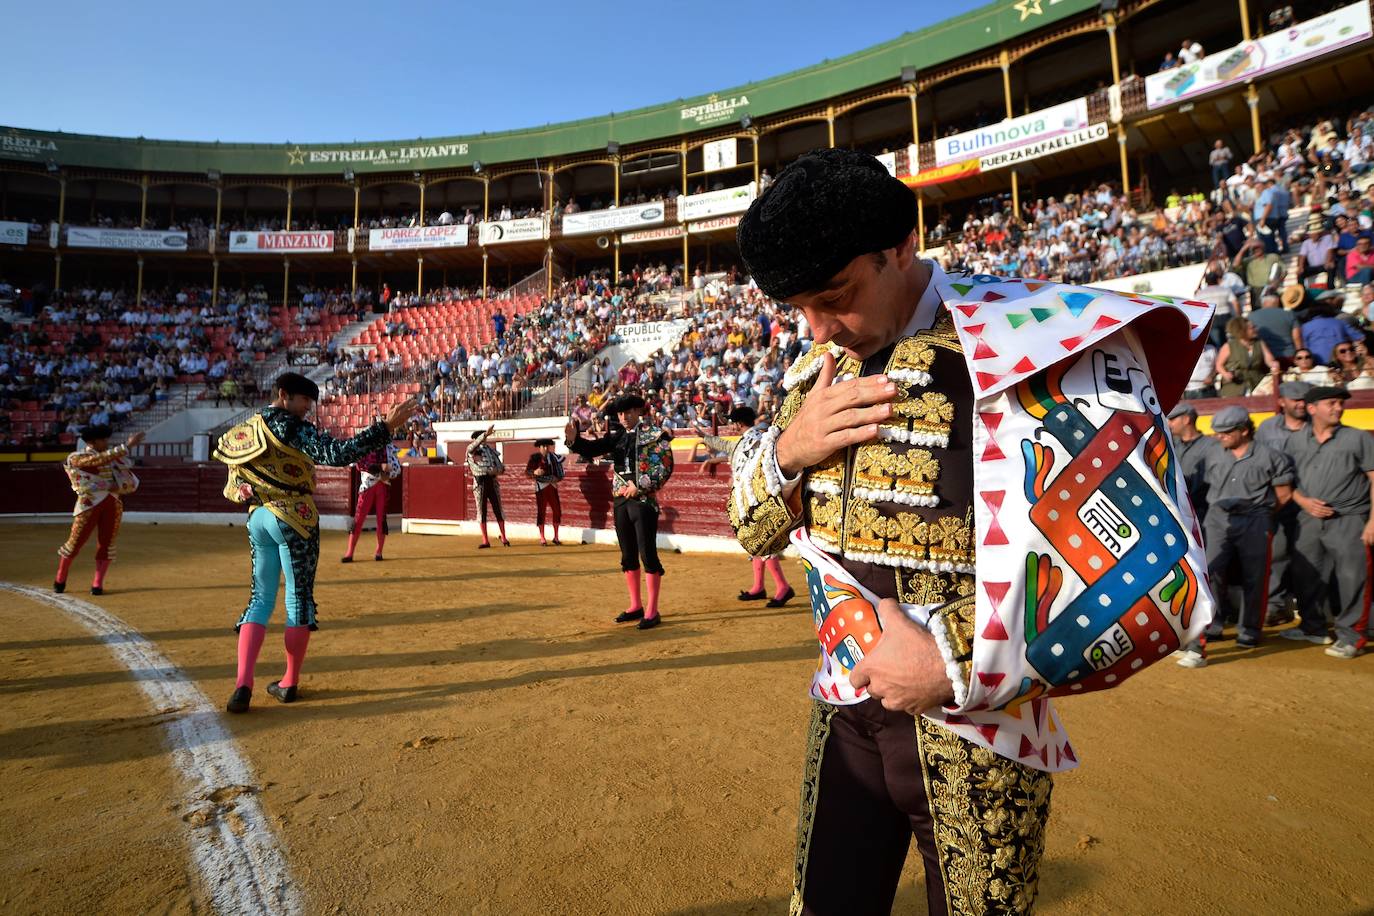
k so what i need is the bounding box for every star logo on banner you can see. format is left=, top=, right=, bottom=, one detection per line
left=1013, top=0, right=1043, bottom=20
left=287, top=146, right=306, bottom=166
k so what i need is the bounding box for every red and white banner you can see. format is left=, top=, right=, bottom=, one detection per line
left=368, top=225, right=469, bottom=251
left=688, top=214, right=741, bottom=234
left=228, top=230, right=335, bottom=253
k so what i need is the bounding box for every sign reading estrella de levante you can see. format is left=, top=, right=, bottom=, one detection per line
left=680, top=94, right=751, bottom=128
left=286, top=142, right=471, bottom=169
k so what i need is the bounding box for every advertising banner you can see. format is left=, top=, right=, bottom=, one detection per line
left=478, top=217, right=546, bottom=245
left=978, top=122, right=1110, bottom=171
left=688, top=215, right=741, bottom=234
left=1145, top=1, right=1373, bottom=109
left=228, top=230, right=335, bottom=253
left=935, top=97, right=1089, bottom=166
left=562, top=202, right=665, bottom=236
left=676, top=183, right=756, bottom=222
left=900, top=159, right=981, bottom=188
left=368, top=225, right=469, bottom=251
left=0, top=221, right=27, bottom=245
left=621, top=225, right=685, bottom=245
left=876, top=152, right=898, bottom=176
left=67, top=226, right=188, bottom=251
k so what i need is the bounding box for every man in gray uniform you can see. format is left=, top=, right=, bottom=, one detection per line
left=1282, top=386, right=1374, bottom=658
left=1201, top=406, right=1295, bottom=649
left=1168, top=402, right=1226, bottom=523
left=1255, top=381, right=1312, bottom=624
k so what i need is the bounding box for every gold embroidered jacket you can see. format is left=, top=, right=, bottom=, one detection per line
left=727, top=310, right=978, bottom=685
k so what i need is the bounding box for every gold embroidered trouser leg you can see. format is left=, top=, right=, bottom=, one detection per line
left=791, top=700, right=1052, bottom=916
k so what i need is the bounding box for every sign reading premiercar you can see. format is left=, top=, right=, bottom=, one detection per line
left=67, top=226, right=188, bottom=251
left=228, top=230, right=334, bottom=253
left=562, top=202, right=665, bottom=236
left=368, top=225, right=468, bottom=251
left=478, top=217, right=546, bottom=245
left=978, top=123, right=1109, bottom=171
left=935, top=97, right=1089, bottom=166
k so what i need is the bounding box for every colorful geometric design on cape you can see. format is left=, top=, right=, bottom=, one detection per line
left=1006, top=312, right=1032, bottom=329
left=980, top=490, right=1009, bottom=545
left=982, top=608, right=1009, bottom=640
left=955, top=303, right=981, bottom=318
left=1091, top=314, right=1121, bottom=332
left=1059, top=334, right=1087, bottom=351
left=1018, top=734, right=1049, bottom=766
left=1058, top=291, right=1097, bottom=317
left=1012, top=356, right=1036, bottom=374
left=1030, top=306, right=1059, bottom=322
left=976, top=371, right=1005, bottom=390
left=982, top=290, right=1006, bottom=302
left=977, top=671, right=1006, bottom=690
left=979, top=411, right=1005, bottom=461
left=1023, top=282, right=1046, bottom=292
left=950, top=282, right=974, bottom=296
left=973, top=339, right=999, bottom=360
left=983, top=580, right=1011, bottom=612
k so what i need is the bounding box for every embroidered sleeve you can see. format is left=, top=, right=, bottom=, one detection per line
left=727, top=385, right=807, bottom=557
left=637, top=433, right=673, bottom=493
left=924, top=597, right=975, bottom=708
left=268, top=410, right=389, bottom=467
left=68, top=444, right=128, bottom=471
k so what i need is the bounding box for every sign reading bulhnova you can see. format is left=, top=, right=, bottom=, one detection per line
left=677, top=183, right=756, bottom=222
left=478, top=217, right=546, bottom=245
left=229, top=230, right=335, bottom=253
left=67, top=226, right=188, bottom=251
left=977, top=123, right=1110, bottom=172
left=562, top=202, right=665, bottom=236
left=368, top=225, right=469, bottom=251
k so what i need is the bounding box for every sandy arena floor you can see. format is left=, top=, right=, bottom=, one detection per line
left=0, top=522, right=1370, bottom=915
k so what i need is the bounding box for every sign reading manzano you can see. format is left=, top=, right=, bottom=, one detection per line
left=229, top=230, right=334, bottom=253
left=368, top=225, right=468, bottom=252
left=67, top=227, right=187, bottom=251
left=478, top=217, right=546, bottom=246
left=562, top=202, right=665, bottom=236
left=978, top=123, right=1109, bottom=172
left=935, top=97, right=1089, bottom=167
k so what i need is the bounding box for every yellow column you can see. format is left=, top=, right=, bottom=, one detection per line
left=211, top=259, right=220, bottom=308
left=139, top=175, right=148, bottom=227
left=212, top=183, right=223, bottom=255
left=546, top=164, right=555, bottom=214
left=1238, top=0, right=1252, bottom=40
left=1117, top=125, right=1131, bottom=201
left=680, top=142, right=688, bottom=196
left=613, top=235, right=620, bottom=280
left=418, top=179, right=425, bottom=226
left=546, top=245, right=554, bottom=300
left=751, top=134, right=760, bottom=185
left=56, top=176, right=66, bottom=286
left=285, top=178, right=294, bottom=230
left=283, top=258, right=291, bottom=308
left=351, top=258, right=358, bottom=299
left=909, top=88, right=919, bottom=146
left=827, top=106, right=836, bottom=147
left=54, top=254, right=61, bottom=292
left=612, top=157, right=620, bottom=207
left=917, top=194, right=925, bottom=253
left=1246, top=85, right=1262, bottom=154
left=352, top=181, right=360, bottom=229
left=136, top=256, right=145, bottom=306
left=482, top=250, right=489, bottom=295
left=681, top=232, right=688, bottom=278
left=482, top=176, right=490, bottom=221
left=1105, top=11, right=1122, bottom=86
left=1001, top=53, right=1018, bottom=224
left=417, top=256, right=424, bottom=297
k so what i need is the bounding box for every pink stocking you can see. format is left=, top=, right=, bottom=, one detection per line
left=624, top=570, right=642, bottom=611
left=645, top=573, right=662, bottom=619
left=281, top=626, right=311, bottom=688
left=55, top=555, right=74, bottom=585
left=235, top=623, right=267, bottom=689
left=749, top=557, right=765, bottom=593
left=765, top=557, right=791, bottom=598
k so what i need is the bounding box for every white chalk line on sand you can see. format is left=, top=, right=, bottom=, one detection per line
left=0, top=583, right=301, bottom=915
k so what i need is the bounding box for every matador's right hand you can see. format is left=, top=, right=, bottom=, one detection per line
left=775, top=351, right=896, bottom=476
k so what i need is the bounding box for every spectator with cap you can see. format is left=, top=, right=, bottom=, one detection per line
left=1232, top=235, right=1285, bottom=311
left=1195, top=406, right=1294, bottom=656
left=1297, top=213, right=1338, bottom=284
left=1256, top=380, right=1313, bottom=625
left=1247, top=291, right=1303, bottom=369
left=1282, top=385, right=1374, bottom=658
left=1168, top=402, right=1226, bottom=525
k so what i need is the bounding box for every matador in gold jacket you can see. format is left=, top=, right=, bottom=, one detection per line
left=731, top=149, right=1213, bottom=915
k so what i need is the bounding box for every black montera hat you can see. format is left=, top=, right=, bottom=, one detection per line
left=737, top=147, right=916, bottom=301
left=81, top=424, right=113, bottom=441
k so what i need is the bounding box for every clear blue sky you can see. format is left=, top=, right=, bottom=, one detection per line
left=4, top=0, right=989, bottom=144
